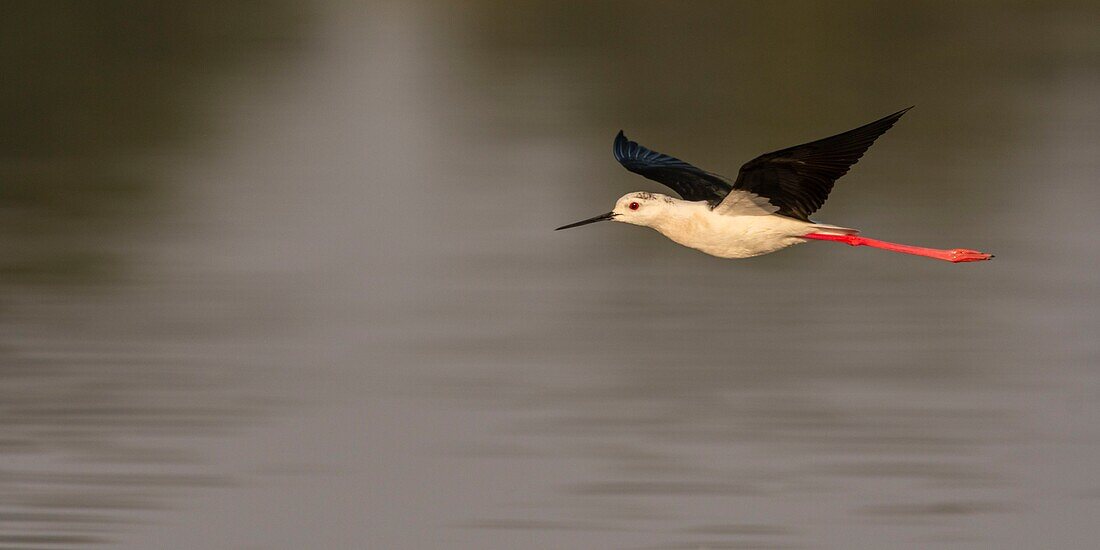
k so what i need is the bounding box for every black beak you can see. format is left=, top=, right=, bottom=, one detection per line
left=555, top=212, right=616, bottom=231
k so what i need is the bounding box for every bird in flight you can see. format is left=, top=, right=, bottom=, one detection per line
left=556, top=108, right=992, bottom=263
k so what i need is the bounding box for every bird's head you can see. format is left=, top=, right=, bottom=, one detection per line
left=555, top=192, right=670, bottom=231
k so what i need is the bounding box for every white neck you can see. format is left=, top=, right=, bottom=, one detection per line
left=647, top=198, right=708, bottom=236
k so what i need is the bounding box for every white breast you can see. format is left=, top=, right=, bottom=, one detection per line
left=651, top=203, right=815, bottom=259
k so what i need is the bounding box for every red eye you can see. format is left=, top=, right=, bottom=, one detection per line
left=628, top=202, right=640, bottom=210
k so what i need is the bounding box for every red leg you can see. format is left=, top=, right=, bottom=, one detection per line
left=802, top=233, right=993, bottom=263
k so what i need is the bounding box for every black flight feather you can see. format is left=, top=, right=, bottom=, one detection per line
left=730, top=107, right=912, bottom=221
left=613, top=130, right=733, bottom=205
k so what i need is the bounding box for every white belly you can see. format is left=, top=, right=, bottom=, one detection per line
left=654, top=212, right=814, bottom=259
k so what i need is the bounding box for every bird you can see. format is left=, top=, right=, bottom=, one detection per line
left=555, top=108, right=992, bottom=263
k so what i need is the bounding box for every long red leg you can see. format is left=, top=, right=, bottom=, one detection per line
left=802, top=233, right=993, bottom=263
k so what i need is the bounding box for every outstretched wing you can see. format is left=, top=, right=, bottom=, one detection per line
left=613, top=131, right=732, bottom=204
left=732, top=107, right=912, bottom=221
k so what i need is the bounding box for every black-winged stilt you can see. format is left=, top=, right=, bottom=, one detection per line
left=556, top=108, right=992, bottom=263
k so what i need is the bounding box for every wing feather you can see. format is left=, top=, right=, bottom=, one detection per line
left=712, top=189, right=779, bottom=216
left=613, top=131, right=732, bottom=204
left=731, top=107, right=912, bottom=221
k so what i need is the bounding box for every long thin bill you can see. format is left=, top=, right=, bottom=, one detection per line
left=555, top=212, right=615, bottom=231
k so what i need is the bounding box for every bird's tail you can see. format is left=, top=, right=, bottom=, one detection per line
left=808, top=223, right=860, bottom=236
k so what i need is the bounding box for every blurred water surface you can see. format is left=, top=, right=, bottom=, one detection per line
left=3, top=1, right=1100, bottom=549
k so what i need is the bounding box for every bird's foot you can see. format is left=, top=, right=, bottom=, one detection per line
left=947, top=249, right=994, bottom=263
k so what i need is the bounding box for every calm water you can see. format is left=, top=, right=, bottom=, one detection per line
left=4, top=2, right=1100, bottom=549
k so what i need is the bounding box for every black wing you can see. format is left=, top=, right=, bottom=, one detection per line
left=732, top=107, right=912, bottom=221
left=613, top=131, right=733, bottom=204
